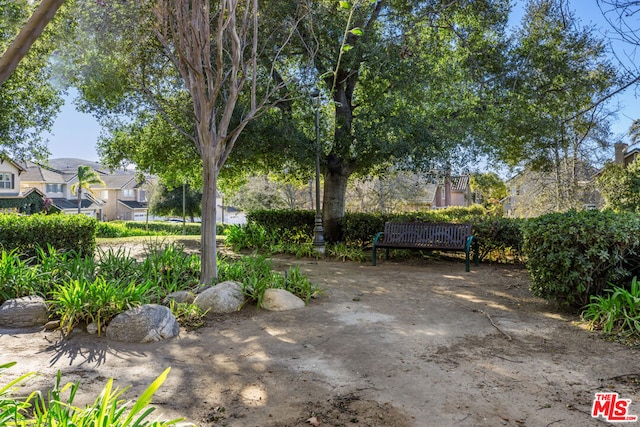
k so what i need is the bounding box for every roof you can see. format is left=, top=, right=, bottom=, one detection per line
left=0, top=187, right=45, bottom=199
left=451, top=175, right=470, bottom=192
left=118, top=200, right=148, bottom=210
left=50, top=198, right=99, bottom=210
left=99, top=174, right=137, bottom=189
left=19, top=162, right=67, bottom=183
left=0, top=154, right=25, bottom=174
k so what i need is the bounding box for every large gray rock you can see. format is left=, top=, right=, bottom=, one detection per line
left=0, top=296, right=48, bottom=328
left=106, top=304, right=179, bottom=343
left=261, top=288, right=305, bottom=311
left=194, top=281, right=245, bottom=313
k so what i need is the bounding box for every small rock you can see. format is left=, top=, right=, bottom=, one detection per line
left=261, top=289, right=305, bottom=311
left=43, top=320, right=60, bottom=331
left=86, top=322, right=99, bottom=334
left=163, top=290, right=196, bottom=305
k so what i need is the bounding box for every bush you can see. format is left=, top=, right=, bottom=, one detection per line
left=240, top=206, right=523, bottom=262
left=522, top=209, right=640, bottom=309
left=0, top=214, right=96, bottom=258
left=246, top=210, right=314, bottom=243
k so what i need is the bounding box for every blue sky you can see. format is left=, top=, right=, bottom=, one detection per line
left=44, top=1, right=640, bottom=162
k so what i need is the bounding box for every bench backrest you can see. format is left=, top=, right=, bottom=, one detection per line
left=382, top=222, right=472, bottom=249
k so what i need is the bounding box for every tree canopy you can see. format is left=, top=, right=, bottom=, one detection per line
left=0, top=0, right=68, bottom=160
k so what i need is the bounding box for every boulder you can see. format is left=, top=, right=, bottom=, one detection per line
left=163, top=290, right=196, bottom=305
left=0, top=296, right=48, bottom=328
left=261, top=288, right=305, bottom=311
left=106, top=304, right=179, bottom=343
left=194, top=281, right=245, bottom=313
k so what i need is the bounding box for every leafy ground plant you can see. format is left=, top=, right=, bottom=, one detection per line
left=582, top=277, right=640, bottom=337
left=168, top=301, right=208, bottom=330
left=50, top=277, right=153, bottom=335
left=0, top=363, right=183, bottom=426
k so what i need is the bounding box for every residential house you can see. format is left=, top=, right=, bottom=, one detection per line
left=432, top=174, right=472, bottom=209
left=0, top=154, right=47, bottom=214
left=17, top=158, right=155, bottom=221
left=98, top=173, right=154, bottom=221
left=614, top=142, right=640, bottom=167
left=504, top=161, right=601, bottom=218
left=19, top=160, right=104, bottom=217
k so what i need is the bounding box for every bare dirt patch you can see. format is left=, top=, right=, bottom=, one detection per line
left=2, top=241, right=639, bottom=426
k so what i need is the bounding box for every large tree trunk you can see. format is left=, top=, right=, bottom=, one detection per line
left=322, top=154, right=351, bottom=242
left=200, top=143, right=218, bottom=285
left=0, top=0, right=65, bottom=85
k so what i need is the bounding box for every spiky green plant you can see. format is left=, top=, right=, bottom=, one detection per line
left=582, top=277, right=640, bottom=336
left=0, top=363, right=182, bottom=426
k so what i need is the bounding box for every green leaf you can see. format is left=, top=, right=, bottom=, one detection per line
left=349, top=27, right=363, bottom=36
left=339, top=1, right=351, bottom=9
left=341, top=44, right=353, bottom=53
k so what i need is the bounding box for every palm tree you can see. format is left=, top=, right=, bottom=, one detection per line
left=70, top=165, right=106, bottom=214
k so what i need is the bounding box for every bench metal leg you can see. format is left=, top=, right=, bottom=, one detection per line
left=465, top=250, right=470, bottom=272
left=372, top=245, right=377, bottom=266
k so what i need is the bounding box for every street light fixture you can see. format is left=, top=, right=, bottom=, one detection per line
left=310, top=89, right=325, bottom=255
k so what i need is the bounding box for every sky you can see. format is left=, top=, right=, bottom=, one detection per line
left=44, top=0, right=640, bottom=162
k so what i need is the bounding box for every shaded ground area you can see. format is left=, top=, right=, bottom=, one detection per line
left=2, top=243, right=640, bottom=426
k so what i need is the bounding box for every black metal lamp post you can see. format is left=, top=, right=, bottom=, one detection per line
left=310, top=89, right=325, bottom=254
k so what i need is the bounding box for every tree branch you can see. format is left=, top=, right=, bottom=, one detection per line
left=0, top=0, right=65, bottom=85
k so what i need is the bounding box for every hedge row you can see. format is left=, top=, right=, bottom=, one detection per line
left=0, top=214, right=96, bottom=258
left=246, top=207, right=523, bottom=262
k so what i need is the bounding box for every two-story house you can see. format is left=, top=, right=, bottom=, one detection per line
left=97, top=173, right=154, bottom=221
left=19, top=160, right=104, bottom=217
left=0, top=154, right=47, bottom=214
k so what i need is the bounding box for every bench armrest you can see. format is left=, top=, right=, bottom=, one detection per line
left=373, top=231, right=384, bottom=245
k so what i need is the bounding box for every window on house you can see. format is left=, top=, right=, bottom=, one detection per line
left=139, top=189, right=147, bottom=201
left=123, top=189, right=134, bottom=198
left=101, top=190, right=109, bottom=200
left=0, top=173, right=13, bottom=189
left=46, top=184, right=62, bottom=193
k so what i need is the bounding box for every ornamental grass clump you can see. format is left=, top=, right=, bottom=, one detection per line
left=0, top=362, right=183, bottom=426
left=582, top=277, right=640, bottom=337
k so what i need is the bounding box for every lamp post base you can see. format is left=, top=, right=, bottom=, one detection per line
left=312, top=215, right=325, bottom=255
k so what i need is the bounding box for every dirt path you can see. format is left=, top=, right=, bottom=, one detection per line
left=1, top=253, right=639, bottom=426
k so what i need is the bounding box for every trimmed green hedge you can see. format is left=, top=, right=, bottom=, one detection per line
left=245, top=207, right=523, bottom=261
left=0, top=214, right=96, bottom=257
left=522, top=209, right=640, bottom=309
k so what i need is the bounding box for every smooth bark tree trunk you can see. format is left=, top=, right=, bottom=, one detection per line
left=200, top=145, right=218, bottom=286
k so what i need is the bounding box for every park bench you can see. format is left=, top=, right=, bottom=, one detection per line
left=372, top=222, right=478, bottom=271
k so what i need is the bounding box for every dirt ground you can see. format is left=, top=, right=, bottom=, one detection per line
left=2, top=241, right=640, bottom=426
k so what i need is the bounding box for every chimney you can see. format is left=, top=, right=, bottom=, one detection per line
left=615, top=143, right=628, bottom=165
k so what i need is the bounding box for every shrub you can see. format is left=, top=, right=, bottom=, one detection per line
left=0, top=214, right=96, bottom=258
left=218, top=255, right=321, bottom=307
left=246, top=210, right=314, bottom=243
left=523, top=209, right=640, bottom=309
